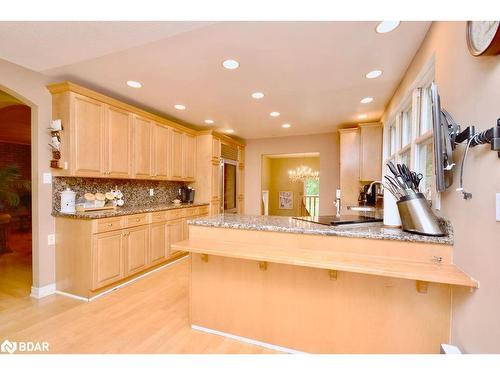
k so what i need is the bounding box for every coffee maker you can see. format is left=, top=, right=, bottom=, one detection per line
left=179, top=186, right=195, bottom=204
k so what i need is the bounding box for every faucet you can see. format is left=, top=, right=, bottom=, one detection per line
left=367, top=181, right=383, bottom=196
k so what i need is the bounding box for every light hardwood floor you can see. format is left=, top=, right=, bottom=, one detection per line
left=0, top=254, right=277, bottom=354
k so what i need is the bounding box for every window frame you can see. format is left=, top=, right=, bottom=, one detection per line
left=382, top=56, right=440, bottom=208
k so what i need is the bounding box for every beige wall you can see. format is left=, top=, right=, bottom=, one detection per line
left=383, top=22, right=500, bottom=353
left=0, top=57, right=54, bottom=289
left=263, top=156, right=320, bottom=216
left=245, top=133, right=339, bottom=216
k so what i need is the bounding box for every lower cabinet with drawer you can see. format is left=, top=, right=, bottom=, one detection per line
left=55, top=205, right=209, bottom=298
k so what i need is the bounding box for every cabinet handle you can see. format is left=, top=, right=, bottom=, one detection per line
left=136, top=218, right=140, bottom=222
left=108, top=223, right=113, bottom=227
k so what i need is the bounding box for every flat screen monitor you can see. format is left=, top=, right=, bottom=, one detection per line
left=430, top=82, right=454, bottom=192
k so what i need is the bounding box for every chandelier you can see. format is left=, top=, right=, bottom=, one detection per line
left=288, top=166, right=319, bottom=182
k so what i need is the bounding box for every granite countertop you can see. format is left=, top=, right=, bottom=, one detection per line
left=52, top=202, right=209, bottom=220
left=188, top=214, right=454, bottom=245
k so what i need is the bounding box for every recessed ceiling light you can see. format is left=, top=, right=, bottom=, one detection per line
left=270, top=111, right=280, bottom=117
left=366, top=70, right=383, bottom=79
left=360, top=97, right=374, bottom=104
left=204, top=119, right=214, bottom=124
left=222, top=59, right=239, bottom=70
left=126, top=80, right=142, bottom=88
left=251, top=92, right=265, bottom=99
left=174, top=104, right=186, bottom=110
left=358, top=114, right=368, bottom=119
left=225, top=129, right=235, bottom=134
left=376, top=21, right=400, bottom=34
left=282, top=123, right=291, bottom=128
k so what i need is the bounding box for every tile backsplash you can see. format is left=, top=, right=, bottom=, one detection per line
left=52, top=177, right=186, bottom=212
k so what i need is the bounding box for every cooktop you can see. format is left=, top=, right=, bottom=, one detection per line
left=293, top=215, right=382, bottom=226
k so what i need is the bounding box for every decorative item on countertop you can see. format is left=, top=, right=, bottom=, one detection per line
left=48, top=119, right=63, bottom=169
left=60, top=188, right=76, bottom=214
left=383, top=161, right=444, bottom=236
left=75, top=188, right=124, bottom=212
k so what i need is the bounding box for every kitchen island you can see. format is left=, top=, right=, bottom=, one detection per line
left=171, top=214, right=477, bottom=354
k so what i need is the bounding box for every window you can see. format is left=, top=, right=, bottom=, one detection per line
left=401, top=106, right=412, bottom=147
left=420, top=84, right=433, bottom=136
left=417, top=140, right=434, bottom=200
left=383, top=60, right=438, bottom=205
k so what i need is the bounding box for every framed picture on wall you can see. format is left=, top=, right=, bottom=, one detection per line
left=278, top=191, right=293, bottom=209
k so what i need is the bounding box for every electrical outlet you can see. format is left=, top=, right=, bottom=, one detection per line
left=149, top=188, right=154, bottom=197
left=47, top=234, right=55, bottom=246
left=43, top=173, right=52, bottom=184
left=496, top=193, right=500, bottom=222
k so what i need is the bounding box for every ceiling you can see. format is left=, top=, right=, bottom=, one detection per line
left=0, top=21, right=431, bottom=139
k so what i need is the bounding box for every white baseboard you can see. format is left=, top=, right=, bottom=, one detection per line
left=56, top=254, right=190, bottom=302
left=30, top=283, right=56, bottom=299
left=191, top=324, right=307, bottom=354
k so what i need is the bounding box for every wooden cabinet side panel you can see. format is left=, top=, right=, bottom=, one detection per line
left=55, top=218, right=92, bottom=297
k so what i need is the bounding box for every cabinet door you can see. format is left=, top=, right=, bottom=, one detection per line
left=167, top=218, right=185, bottom=258
left=72, top=94, right=104, bottom=176
left=183, top=133, right=196, bottom=180
left=150, top=221, right=168, bottom=266
left=359, top=124, right=383, bottom=181
left=133, top=115, right=152, bottom=179
left=124, top=225, right=150, bottom=276
left=339, top=129, right=360, bottom=209
left=105, top=106, right=132, bottom=178
left=153, top=124, right=170, bottom=180
left=211, top=161, right=221, bottom=199
left=212, top=137, right=221, bottom=161
left=170, top=129, right=183, bottom=179
left=92, top=231, right=124, bottom=290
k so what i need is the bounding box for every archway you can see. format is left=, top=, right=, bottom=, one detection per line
left=0, top=85, right=37, bottom=299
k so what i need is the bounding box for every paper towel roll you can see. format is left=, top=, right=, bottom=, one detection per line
left=383, top=189, right=401, bottom=227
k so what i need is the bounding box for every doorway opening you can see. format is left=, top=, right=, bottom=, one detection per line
left=261, top=152, right=320, bottom=217
left=0, top=89, right=32, bottom=299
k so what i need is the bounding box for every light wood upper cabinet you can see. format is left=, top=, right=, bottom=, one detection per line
left=133, top=115, right=152, bottom=179
left=150, top=222, right=168, bottom=266
left=124, top=225, right=150, bottom=276
left=105, top=106, right=132, bottom=178
left=170, top=129, right=184, bottom=179
left=72, top=94, right=105, bottom=176
left=92, top=230, right=124, bottom=290
left=183, top=133, right=196, bottom=180
left=339, top=128, right=360, bottom=209
left=152, top=124, right=170, bottom=180
left=359, top=123, right=383, bottom=182
left=212, top=137, right=221, bottom=161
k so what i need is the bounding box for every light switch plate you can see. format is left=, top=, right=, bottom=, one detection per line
left=496, top=193, right=500, bottom=221
left=47, top=234, right=55, bottom=246
left=43, top=172, right=52, bottom=184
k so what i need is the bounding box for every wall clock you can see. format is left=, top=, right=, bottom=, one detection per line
left=466, top=21, right=500, bottom=56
